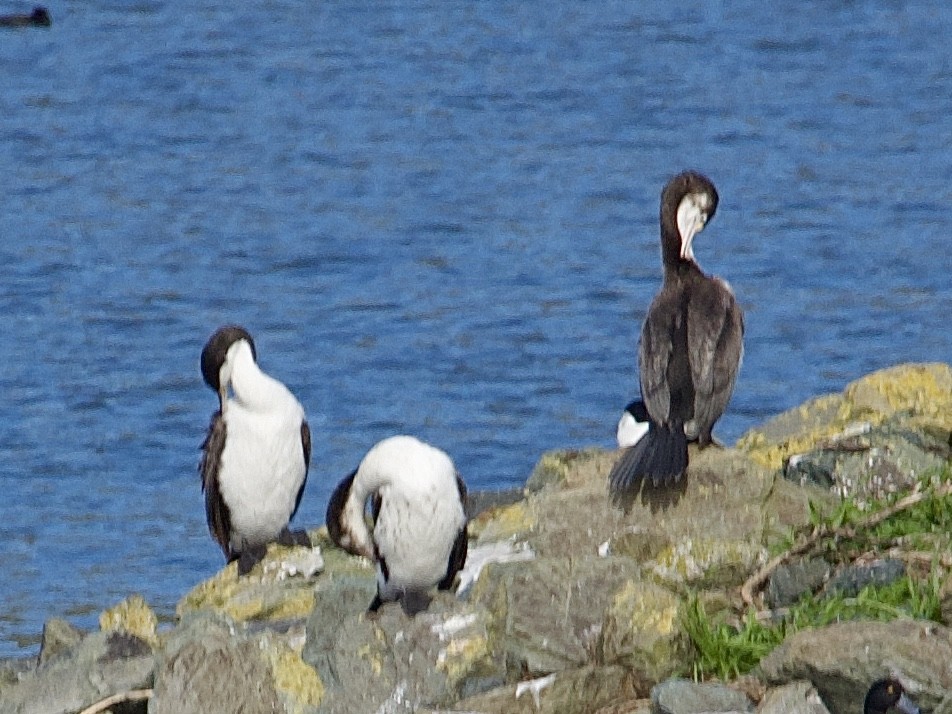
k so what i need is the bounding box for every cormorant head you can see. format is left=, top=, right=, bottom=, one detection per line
left=864, top=679, right=920, bottom=714
left=200, top=325, right=257, bottom=407
left=662, top=171, right=719, bottom=262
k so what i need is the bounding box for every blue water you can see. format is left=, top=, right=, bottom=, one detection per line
left=1, top=0, right=950, bottom=658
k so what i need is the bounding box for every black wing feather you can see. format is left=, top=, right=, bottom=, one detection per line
left=292, top=420, right=311, bottom=520
left=199, top=411, right=232, bottom=559
left=325, top=467, right=358, bottom=550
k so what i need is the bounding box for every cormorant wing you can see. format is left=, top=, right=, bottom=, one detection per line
left=292, top=420, right=311, bottom=519
left=199, top=411, right=232, bottom=559
left=687, top=278, right=744, bottom=438
left=638, top=289, right=682, bottom=425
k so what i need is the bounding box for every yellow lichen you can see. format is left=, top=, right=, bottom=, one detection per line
left=739, top=363, right=952, bottom=471
left=846, top=363, right=952, bottom=425
left=356, top=643, right=383, bottom=676
left=650, top=539, right=764, bottom=589
left=610, top=581, right=679, bottom=636
left=99, top=594, right=158, bottom=646
left=435, top=633, right=491, bottom=681
left=270, top=648, right=324, bottom=712
left=176, top=558, right=316, bottom=623
left=477, top=500, right=537, bottom=542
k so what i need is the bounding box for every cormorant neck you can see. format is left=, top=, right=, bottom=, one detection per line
left=339, top=467, right=380, bottom=559
left=660, top=203, right=688, bottom=272
left=228, top=343, right=291, bottom=410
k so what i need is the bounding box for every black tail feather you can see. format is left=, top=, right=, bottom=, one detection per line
left=608, top=424, right=688, bottom=502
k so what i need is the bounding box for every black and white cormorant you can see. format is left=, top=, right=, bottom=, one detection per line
left=609, top=171, right=744, bottom=501
left=326, top=435, right=468, bottom=615
left=0, top=6, right=50, bottom=26
left=199, top=325, right=312, bottom=575
left=864, top=679, right=919, bottom=714
left=616, top=399, right=650, bottom=449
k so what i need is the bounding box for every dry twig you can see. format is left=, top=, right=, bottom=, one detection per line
left=77, top=688, right=153, bottom=714
left=740, top=481, right=952, bottom=607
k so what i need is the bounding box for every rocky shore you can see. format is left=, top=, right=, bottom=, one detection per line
left=2, top=363, right=951, bottom=714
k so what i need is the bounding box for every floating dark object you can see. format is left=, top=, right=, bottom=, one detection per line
left=0, top=6, right=51, bottom=27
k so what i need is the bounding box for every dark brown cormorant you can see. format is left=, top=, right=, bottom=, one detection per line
left=199, top=325, right=312, bottom=575
left=609, top=171, right=744, bottom=501
left=864, top=679, right=919, bottom=714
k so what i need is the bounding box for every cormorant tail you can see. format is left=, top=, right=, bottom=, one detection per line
left=608, top=423, right=688, bottom=500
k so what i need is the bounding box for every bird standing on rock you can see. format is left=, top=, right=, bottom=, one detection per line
left=326, top=435, right=468, bottom=615
left=609, top=171, right=744, bottom=503
left=199, top=325, right=312, bottom=575
left=864, top=679, right=919, bottom=714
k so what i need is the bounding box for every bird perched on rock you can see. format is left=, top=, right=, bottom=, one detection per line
left=199, top=325, right=311, bottom=575
left=864, top=679, right=919, bottom=714
left=609, top=171, right=743, bottom=503
left=326, top=435, right=468, bottom=615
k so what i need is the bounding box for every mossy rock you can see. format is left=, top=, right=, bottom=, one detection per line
left=740, top=362, right=952, bottom=472
left=178, top=544, right=324, bottom=623
left=598, top=580, right=690, bottom=683
left=99, top=593, right=159, bottom=646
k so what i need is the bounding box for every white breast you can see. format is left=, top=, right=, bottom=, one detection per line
left=218, top=399, right=306, bottom=551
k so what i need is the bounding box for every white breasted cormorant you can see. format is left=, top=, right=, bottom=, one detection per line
left=609, top=171, right=744, bottom=500
left=199, top=325, right=311, bottom=575
left=326, top=435, right=468, bottom=615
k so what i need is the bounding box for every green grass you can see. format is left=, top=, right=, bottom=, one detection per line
left=684, top=466, right=952, bottom=681
left=685, top=572, right=945, bottom=681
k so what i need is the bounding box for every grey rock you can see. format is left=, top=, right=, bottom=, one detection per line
left=150, top=610, right=322, bottom=714
left=37, top=618, right=85, bottom=666
left=453, top=665, right=640, bottom=714
left=651, top=678, right=753, bottom=714
left=781, top=421, right=948, bottom=504
left=758, top=619, right=952, bottom=713
left=150, top=630, right=281, bottom=714
left=756, top=681, right=831, bottom=714
left=308, top=593, right=502, bottom=714
left=0, top=631, right=153, bottom=714
left=765, top=558, right=831, bottom=609
left=472, top=556, right=635, bottom=675
left=822, top=558, right=905, bottom=598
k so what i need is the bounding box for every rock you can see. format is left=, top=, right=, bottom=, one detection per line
left=822, top=558, right=905, bottom=598
left=37, top=618, right=84, bottom=666
left=765, top=558, right=831, bottom=609
left=598, top=580, right=690, bottom=686
left=304, top=594, right=503, bottom=713
left=471, top=556, right=634, bottom=675
left=758, top=619, right=952, bottom=713
left=650, top=678, right=753, bottom=714
left=100, top=594, right=159, bottom=646
left=526, top=448, right=614, bottom=492
left=150, top=610, right=322, bottom=714
left=739, top=363, right=952, bottom=478
left=756, top=681, right=831, bottom=714
left=453, top=665, right=640, bottom=714
left=177, top=542, right=325, bottom=624
left=0, top=630, right=153, bottom=714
